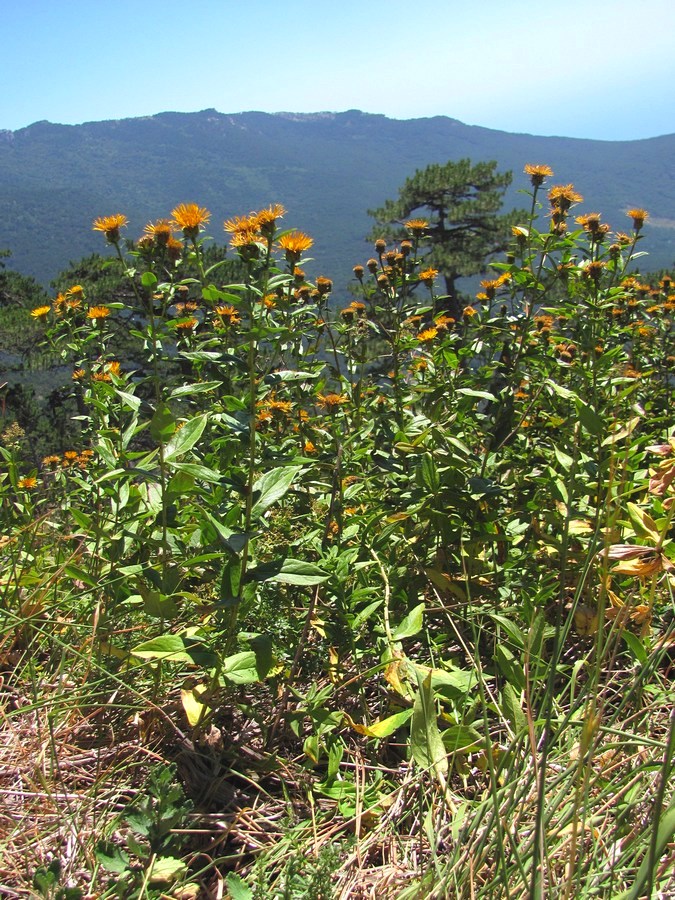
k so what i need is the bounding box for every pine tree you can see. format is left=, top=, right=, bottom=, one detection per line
left=368, top=158, right=520, bottom=318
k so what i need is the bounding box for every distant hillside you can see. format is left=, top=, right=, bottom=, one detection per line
left=1, top=109, right=674, bottom=289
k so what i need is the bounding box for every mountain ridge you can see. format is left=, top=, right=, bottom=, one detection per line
left=1, top=108, right=673, bottom=287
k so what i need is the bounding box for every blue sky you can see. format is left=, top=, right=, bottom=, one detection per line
left=2, top=0, right=674, bottom=140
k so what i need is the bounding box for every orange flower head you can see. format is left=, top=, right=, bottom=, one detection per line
left=278, top=231, right=314, bottom=259
left=318, top=392, right=349, bottom=410
left=548, top=184, right=583, bottom=212
left=316, top=276, right=333, bottom=296
left=224, top=213, right=260, bottom=235
left=175, top=316, right=198, bottom=330
left=144, top=218, right=173, bottom=244
left=171, top=203, right=211, bottom=238
left=254, top=203, right=286, bottom=237
left=417, top=327, right=438, bottom=343
left=17, top=476, right=37, bottom=490
left=87, top=306, right=111, bottom=321
left=419, top=267, right=438, bottom=285
left=93, top=214, right=128, bottom=243
left=524, top=164, right=553, bottom=187
left=31, top=305, right=51, bottom=319
left=627, top=208, right=649, bottom=231
left=404, top=218, right=429, bottom=232
left=215, top=304, right=241, bottom=326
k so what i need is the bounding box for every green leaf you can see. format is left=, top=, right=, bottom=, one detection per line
left=169, top=381, right=222, bottom=399
left=251, top=465, right=303, bottom=519
left=148, top=855, right=188, bottom=883
left=576, top=399, right=604, bottom=436
left=351, top=599, right=383, bottom=631
left=420, top=453, right=440, bottom=493
left=164, top=413, right=208, bottom=462
left=495, top=645, right=525, bottom=691
left=411, top=670, right=448, bottom=784
left=546, top=379, right=578, bottom=401
left=149, top=402, right=176, bottom=443
left=442, top=724, right=484, bottom=754
left=114, top=389, right=141, bottom=412
left=226, top=872, right=254, bottom=900
left=554, top=446, right=574, bottom=471
left=131, top=634, right=217, bottom=667
left=626, top=501, right=661, bottom=543
left=141, top=271, right=158, bottom=289
left=457, top=388, right=497, bottom=402
left=169, top=462, right=222, bottom=483
left=95, top=841, right=130, bottom=874
left=501, top=682, right=526, bottom=734
left=392, top=602, right=425, bottom=640
left=247, top=557, right=328, bottom=585
left=221, top=651, right=260, bottom=684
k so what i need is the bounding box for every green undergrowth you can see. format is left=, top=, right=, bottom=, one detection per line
left=1, top=174, right=674, bottom=899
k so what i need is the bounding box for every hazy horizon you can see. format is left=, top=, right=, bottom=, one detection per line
left=2, top=0, right=674, bottom=142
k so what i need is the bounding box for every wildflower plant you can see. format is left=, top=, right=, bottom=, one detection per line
left=2, top=169, right=674, bottom=898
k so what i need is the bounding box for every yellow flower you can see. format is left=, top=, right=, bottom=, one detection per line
left=463, top=305, right=478, bottom=318
left=278, top=231, right=314, bottom=258
left=224, top=213, right=260, bottom=235
left=405, top=218, right=428, bottom=232
left=419, top=267, right=438, bottom=285
left=31, top=305, right=51, bottom=319
left=107, top=361, right=122, bottom=377
left=229, top=228, right=260, bottom=251
left=417, top=327, right=438, bottom=343
left=264, top=392, right=293, bottom=418
left=92, top=213, right=128, bottom=243
left=304, top=440, right=317, bottom=454
left=72, top=368, right=86, bottom=380
left=144, top=218, right=173, bottom=244
left=215, top=304, right=241, bottom=325
left=524, top=164, right=553, bottom=186
left=627, top=208, right=649, bottom=231
left=318, top=392, right=349, bottom=409
left=548, top=184, right=583, bottom=211
left=87, top=306, right=111, bottom=320
left=166, top=236, right=184, bottom=260
left=17, top=476, right=37, bottom=489
left=175, top=316, right=198, bottom=330
left=254, top=203, right=286, bottom=236
left=66, top=284, right=84, bottom=297
left=171, top=203, right=211, bottom=237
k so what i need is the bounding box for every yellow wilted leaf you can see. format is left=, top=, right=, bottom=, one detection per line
left=180, top=684, right=208, bottom=727
left=310, top=613, right=326, bottom=637
left=574, top=605, right=599, bottom=636
left=343, top=708, right=413, bottom=738
left=612, top=554, right=663, bottom=577
left=384, top=651, right=410, bottom=697
left=569, top=519, right=593, bottom=535
left=328, top=646, right=340, bottom=683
